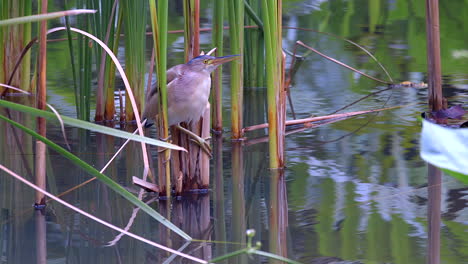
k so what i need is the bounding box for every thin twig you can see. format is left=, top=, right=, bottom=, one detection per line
left=296, top=41, right=392, bottom=85
left=284, top=26, right=394, bottom=83
left=328, top=86, right=394, bottom=115
left=243, top=105, right=403, bottom=133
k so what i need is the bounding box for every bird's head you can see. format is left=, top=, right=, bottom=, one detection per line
left=187, top=54, right=240, bottom=73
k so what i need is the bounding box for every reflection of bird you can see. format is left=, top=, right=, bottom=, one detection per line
left=142, top=54, right=239, bottom=153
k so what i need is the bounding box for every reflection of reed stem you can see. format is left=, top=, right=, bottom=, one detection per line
left=269, top=170, right=288, bottom=259
left=427, top=164, right=441, bottom=264
left=212, top=135, right=227, bottom=255
left=231, top=142, right=247, bottom=263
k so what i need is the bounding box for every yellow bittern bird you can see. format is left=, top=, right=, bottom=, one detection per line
left=142, top=54, right=239, bottom=153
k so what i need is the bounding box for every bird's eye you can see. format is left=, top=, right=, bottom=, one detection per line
left=203, top=59, right=208, bottom=64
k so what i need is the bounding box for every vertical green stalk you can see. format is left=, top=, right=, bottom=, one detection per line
left=183, top=0, right=190, bottom=60
left=20, top=0, right=32, bottom=92
left=183, top=0, right=200, bottom=60
left=74, top=0, right=92, bottom=120
left=244, top=0, right=265, bottom=88
left=104, top=7, right=123, bottom=121
left=261, top=0, right=284, bottom=168
left=0, top=0, right=5, bottom=85
left=83, top=39, right=91, bottom=121
left=76, top=1, right=84, bottom=119
left=121, top=0, right=147, bottom=121
left=0, top=0, right=32, bottom=93
left=211, top=0, right=224, bottom=131
left=64, top=0, right=80, bottom=116
left=158, top=0, right=170, bottom=198
left=94, top=0, right=118, bottom=121
left=149, top=0, right=170, bottom=197
left=244, top=4, right=252, bottom=87
left=228, top=0, right=244, bottom=139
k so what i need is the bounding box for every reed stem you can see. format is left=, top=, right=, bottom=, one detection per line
left=211, top=0, right=225, bottom=131
left=425, top=0, right=443, bottom=112
left=122, top=0, right=147, bottom=121
left=228, top=0, right=244, bottom=139
left=105, top=8, right=123, bottom=121
left=35, top=0, right=48, bottom=206
left=183, top=0, right=200, bottom=61
left=149, top=0, right=171, bottom=197
left=20, top=0, right=32, bottom=92
left=95, top=0, right=118, bottom=122
left=261, top=0, right=284, bottom=168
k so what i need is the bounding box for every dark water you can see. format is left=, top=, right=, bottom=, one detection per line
left=1, top=1, right=468, bottom=263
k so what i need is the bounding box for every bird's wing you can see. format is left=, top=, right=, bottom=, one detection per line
left=147, top=65, right=183, bottom=98
left=166, top=64, right=184, bottom=87
left=142, top=64, right=184, bottom=122
left=166, top=65, right=181, bottom=84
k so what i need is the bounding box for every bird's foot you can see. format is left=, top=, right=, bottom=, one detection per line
left=189, top=137, right=212, bottom=157
left=176, top=124, right=212, bottom=157
left=159, top=135, right=172, bottom=142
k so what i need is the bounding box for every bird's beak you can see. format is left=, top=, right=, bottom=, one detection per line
left=211, top=55, right=240, bottom=66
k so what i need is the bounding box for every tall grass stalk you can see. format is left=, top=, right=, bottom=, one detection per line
left=105, top=7, right=123, bottom=121
left=183, top=0, right=200, bottom=61
left=244, top=0, right=264, bottom=88
left=211, top=0, right=224, bottom=131
left=228, top=0, right=244, bottom=139
left=74, top=0, right=92, bottom=120
left=121, top=0, right=147, bottom=121
left=64, top=0, right=80, bottom=115
left=425, top=0, right=443, bottom=111
left=261, top=0, right=285, bottom=168
left=0, top=0, right=33, bottom=93
left=0, top=0, right=5, bottom=86
left=94, top=0, right=119, bottom=121
left=20, top=0, right=32, bottom=92
left=34, top=0, right=48, bottom=205
left=149, top=0, right=171, bottom=197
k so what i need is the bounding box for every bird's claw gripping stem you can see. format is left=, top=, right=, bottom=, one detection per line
left=176, top=124, right=212, bottom=157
